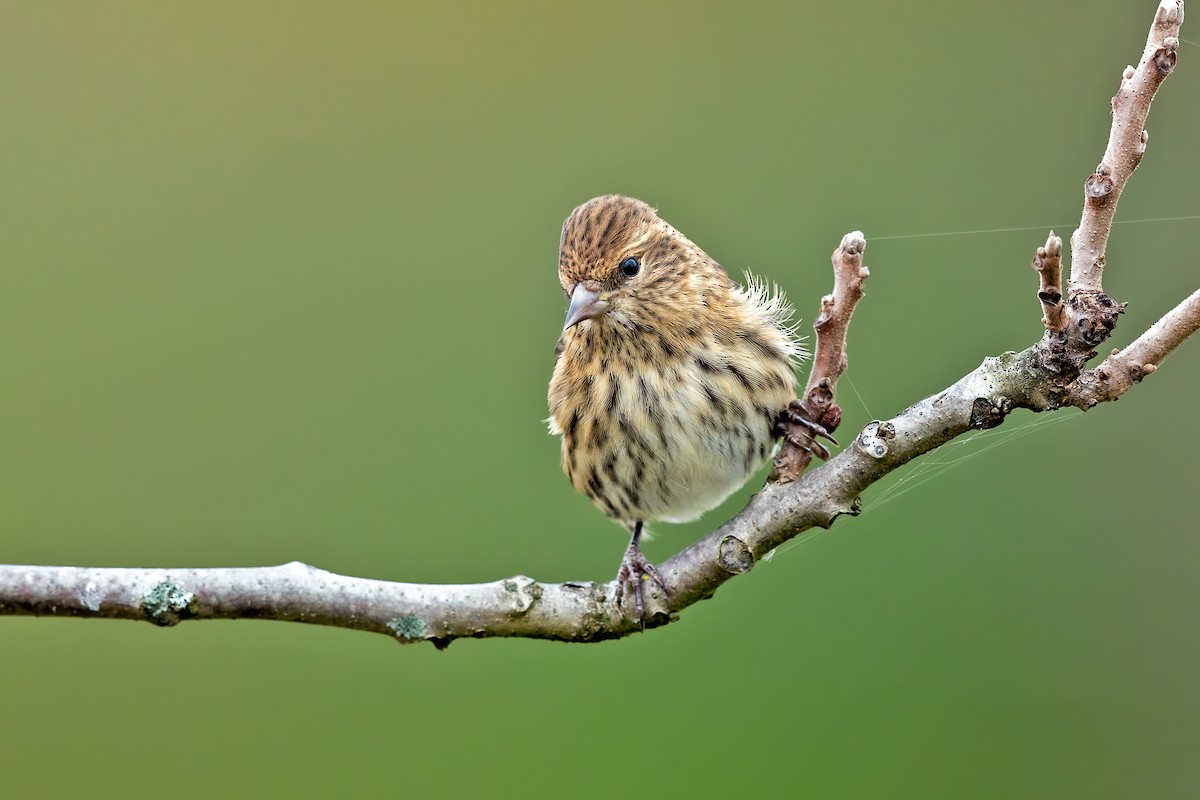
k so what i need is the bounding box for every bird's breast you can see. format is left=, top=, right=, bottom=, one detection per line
left=549, top=324, right=796, bottom=525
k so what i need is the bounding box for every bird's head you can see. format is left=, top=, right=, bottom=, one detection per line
left=556, top=195, right=727, bottom=333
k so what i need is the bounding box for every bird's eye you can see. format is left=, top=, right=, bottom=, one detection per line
left=620, top=257, right=641, bottom=277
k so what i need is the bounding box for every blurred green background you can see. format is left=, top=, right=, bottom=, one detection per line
left=2, top=1, right=1197, bottom=797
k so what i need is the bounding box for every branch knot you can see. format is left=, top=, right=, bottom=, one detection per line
left=1069, top=290, right=1125, bottom=348
left=1085, top=172, right=1115, bottom=201
left=717, top=536, right=754, bottom=574
left=856, top=420, right=896, bottom=459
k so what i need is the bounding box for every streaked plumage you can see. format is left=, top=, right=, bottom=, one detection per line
left=547, top=195, right=805, bottom=614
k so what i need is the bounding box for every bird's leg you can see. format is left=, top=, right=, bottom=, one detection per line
left=776, top=399, right=839, bottom=461
left=614, top=521, right=670, bottom=623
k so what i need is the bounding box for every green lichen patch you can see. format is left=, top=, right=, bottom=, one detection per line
left=387, top=613, right=427, bottom=641
left=141, top=580, right=196, bottom=627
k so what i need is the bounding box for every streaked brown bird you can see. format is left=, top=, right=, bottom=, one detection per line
left=548, top=195, right=823, bottom=616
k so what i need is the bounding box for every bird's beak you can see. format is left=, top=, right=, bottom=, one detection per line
left=563, top=283, right=611, bottom=331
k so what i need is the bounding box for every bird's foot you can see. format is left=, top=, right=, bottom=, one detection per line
left=777, top=399, right=839, bottom=461
left=615, top=542, right=670, bottom=625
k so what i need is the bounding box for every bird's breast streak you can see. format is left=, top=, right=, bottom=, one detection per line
left=579, top=358, right=775, bottom=524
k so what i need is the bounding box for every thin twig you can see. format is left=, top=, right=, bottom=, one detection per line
left=1069, top=0, right=1183, bottom=294
left=771, top=232, right=869, bottom=483
left=1033, top=231, right=1066, bottom=331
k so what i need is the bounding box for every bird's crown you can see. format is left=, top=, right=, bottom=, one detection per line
left=558, top=195, right=711, bottom=295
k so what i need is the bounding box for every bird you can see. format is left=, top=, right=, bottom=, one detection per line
left=547, top=195, right=827, bottom=618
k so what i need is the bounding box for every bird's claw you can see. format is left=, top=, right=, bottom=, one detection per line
left=783, top=403, right=838, bottom=443
left=777, top=402, right=838, bottom=461
left=615, top=543, right=670, bottom=626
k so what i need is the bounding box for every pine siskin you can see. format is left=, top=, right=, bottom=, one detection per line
left=548, top=195, right=823, bottom=616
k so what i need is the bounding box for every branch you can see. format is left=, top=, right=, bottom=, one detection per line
left=0, top=1, right=1190, bottom=647
left=0, top=563, right=604, bottom=646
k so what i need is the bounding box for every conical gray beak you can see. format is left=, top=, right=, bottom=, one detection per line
left=563, top=283, right=610, bottom=331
